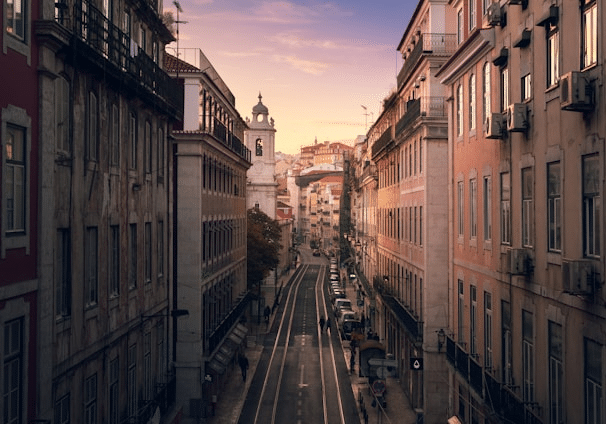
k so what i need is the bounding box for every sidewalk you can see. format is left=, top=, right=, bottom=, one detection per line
left=205, top=264, right=418, bottom=424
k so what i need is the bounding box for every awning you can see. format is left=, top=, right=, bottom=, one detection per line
left=207, top=323, right=249, bottom=375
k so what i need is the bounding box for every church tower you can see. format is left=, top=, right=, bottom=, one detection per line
left=246, top=93, right=277, bottom=219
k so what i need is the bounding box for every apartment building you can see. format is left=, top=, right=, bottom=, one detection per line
left=438, top=0, right=605, bottom=423
left=167, top=51, right=251, bottom=420
left=365, top=1, right=456, bottom=422
left=34, top=0, right=182, bottom=423
left=0, top=0, right=40, bottom=421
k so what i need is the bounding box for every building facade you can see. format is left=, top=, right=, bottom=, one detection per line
left=438, top=0, right=606, bottom=423
left=34, top=0, right=182, bottom=423
left=167, top=51, right=252, bottom=421
left=368, top=1, right=455, bottom=422
left=0, top=0, right=40, bottom=420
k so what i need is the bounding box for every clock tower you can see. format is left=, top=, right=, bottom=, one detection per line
left=246, top=93, right=277, bottom=218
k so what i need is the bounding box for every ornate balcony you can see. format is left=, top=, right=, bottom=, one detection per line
left=395, top=96, right=447, bottom=137
left=397, top=33, right=456, bottom=89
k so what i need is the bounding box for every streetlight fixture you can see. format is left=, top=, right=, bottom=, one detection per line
left=437, top=328, right=446, bottom=352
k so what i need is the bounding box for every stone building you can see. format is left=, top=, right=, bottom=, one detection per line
left=34, top=0, right=182, bottom=422
left=438, top=0, right=606, bottom=423
left=166, top=50, right=252, bottom=421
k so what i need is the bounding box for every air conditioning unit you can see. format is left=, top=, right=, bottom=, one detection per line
left=560, top=71, right=593, bottom=111
left=562, top=259, right=596, bottom=295
left=507, top=248, right=532, bottom=275
left=484, top=113, right=504, bottom=139
left=487, top=3, right=502, bottom=26
left=507, top=103, right=528, bottom=132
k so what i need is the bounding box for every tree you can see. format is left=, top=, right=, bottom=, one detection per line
left=247, top=207, right=281, bottom=289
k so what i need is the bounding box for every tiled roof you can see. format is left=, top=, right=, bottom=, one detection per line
left=163, top=52, right=200, bottom=73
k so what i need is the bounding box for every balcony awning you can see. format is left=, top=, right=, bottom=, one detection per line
left=207, top=323, right=248, bottom=374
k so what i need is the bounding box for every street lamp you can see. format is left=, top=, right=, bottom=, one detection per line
left=437, top=328, right=446, bottom=352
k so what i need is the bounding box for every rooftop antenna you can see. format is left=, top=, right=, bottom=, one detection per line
left=361, top=105, right=369, bottom=132
left=173, top=1, right=187, bottom=78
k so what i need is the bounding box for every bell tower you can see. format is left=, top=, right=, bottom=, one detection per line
left=246, top=93, right=277, bottom=218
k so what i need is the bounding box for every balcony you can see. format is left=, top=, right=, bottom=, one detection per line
left=395, top=96, right=447, bottom=136
left=371, top=125, right=394, bottom=158
left=397, top=33, right=456, bottom=89
left=374, top=276, right=422, bottom=341
left=42, top=0, right=183, bottom=120
left=201, top=118, right=251, bottom=162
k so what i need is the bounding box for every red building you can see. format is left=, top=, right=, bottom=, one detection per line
left=0, top=0, right=40, bottom=421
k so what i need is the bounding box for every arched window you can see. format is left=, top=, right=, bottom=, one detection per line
left=255, top=138, right=263, bottom=156
left=469, top=74, right=476, bottom=130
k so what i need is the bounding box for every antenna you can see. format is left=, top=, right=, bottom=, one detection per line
left=361, top=105, right=369, bottom=132
left=173, top=1, right=187, bottom=78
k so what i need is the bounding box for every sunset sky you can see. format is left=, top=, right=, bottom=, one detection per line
left=166, top=1, right=415, bottom=155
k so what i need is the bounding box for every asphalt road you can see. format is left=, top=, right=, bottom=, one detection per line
left=237, top=254, right=359, bottom=424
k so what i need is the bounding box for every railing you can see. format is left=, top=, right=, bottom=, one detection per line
left=395, top=96, right=447, bottom=136
left=360, top=162, right=378, bottom=182
left=371, top=125, right=394, bottom=158
left=374, top=276, right=422, bottom=341
left=207, top=291, right=251, bottom=354
left=397, top=33, right=457, bottom=89
left=68, top=0, right=182, bottom=117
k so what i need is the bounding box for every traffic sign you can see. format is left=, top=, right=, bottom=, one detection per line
left=371, top=379, right=386, bottom=395
left=410, top=358, right=423, bottom=370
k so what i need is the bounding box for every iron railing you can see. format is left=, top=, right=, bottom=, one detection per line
left=395, top=96, right=447, bottom=136
left=397, top=33, right=457, bottom=89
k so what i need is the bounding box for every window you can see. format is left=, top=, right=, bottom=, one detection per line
left=145, top=222, right=151, bottom=284
left=144, top=332, right=152, bottom=401
left=457, top=84, right=463, bottom=136
left=4, top=124, right=26, bottom=234
left=419, top=206, right=423, bottom=246
left=585, top=338, right=602, bottom=424
left=483, top=176, right=492, bottom=241
left=484, top=292, right=493, bottom=369
left=547, top=23, right=560, bottom=87
left=583, top=154, right=600, bottom=257
left=84, top=374, right=97, bottom=424
left=582, top=0, right=597, bottom=69
left=501, top=172, right=511, bottom=245
left=469, top=0, right=476, bottom=31
left=522, top=167, right=534, bottom=247
left=129, top=113, right=137, bottom=170
left=56, top=228, right=71, bottom=317
left=470, top=178, right=477, bottom=239
left=5, top=0, right=26, bottom=40
left=85, top=227, right=98, bottom=306
left=469, top=74, right=476, bottom=131
left=110, top=103, right=119, bottom=166
left=145, top=120, right=152, bottom=174
left=55, top=393, right=70, bottom=424
left=110, top=225, right=119, bottom=297
left=109, top=358, right=119, bottom=424
left=522, top=73, right=532, bottom=101
left=139, top=26, right=146, bottom=53
left=548, top=321, right=563, bottom=424
left=127, top=344, right=137, bottom=419
left=457, top=280, right=464, bottom=343
left=548, top=162, right=561, bottom=251
left=470, top=285, right=477, bottom=355
left=483, top=63, right=491, bottom=123
left=156, top=322, right=165, bottom=384
left=457, top=181, right=464, bottom=237
left=255, top=138, right=263, bottom=156
left=419, top=140, right=423, bottom=173
left=56, top=77, right=71, bottom=153
left=457, top=8, right=463, bottom=44
left=157, top=221, right=164, bottom=278
left=522, top=310, right=534, bottom=404
left=502, top=300, right=512, bottom=385
left=157, top=126, right=164, bottom=180
left=483, top=0, right=490, bottom=15
left=129, top=224, right=137, bottom=288
left=3, top=318, right=23, bottom=424
left=500, top=67, right=509, bottom=112
left=87, top=91, right=98, bottom=161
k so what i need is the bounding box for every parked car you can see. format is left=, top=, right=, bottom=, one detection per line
left=340, top=318, right=363, bottom=340
left=334, top=299, right=353, bottom=317
left=313, top=249, right=321, bottom=256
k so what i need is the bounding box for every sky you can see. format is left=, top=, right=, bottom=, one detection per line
left=165, top=1, right=416, bottom=155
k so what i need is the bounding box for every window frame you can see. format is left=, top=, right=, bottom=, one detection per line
left=547, top=161, right=561, bottom=252
left=470, top=178, right=478, bottom=239
left=469, top=74, right=476, bottom=131
left=85, top=226, right=98, bottom=307
left=583, top=154, right=601, bottom=258
left=501, top=172, right=511, bottom=245
left=87, top=91, right=99, bottom=162
left=582, top=0, right=597, bottom=69
left=547, top=23, right=560, bottom=88
left=483, top=176, right=492, bottom=242
left=3, top=0, right=31, bottom=61
left=522, top=167, right=534, bottom=248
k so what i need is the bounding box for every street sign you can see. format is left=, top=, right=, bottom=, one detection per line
left=371, top=379, right=386, bottom=395
left=410, top=358, right=423, bottom=370
left=368, top=358, right=398, bottom=368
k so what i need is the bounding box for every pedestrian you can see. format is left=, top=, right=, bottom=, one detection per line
left=319, top=315, right=325, bottom=332
left=325, top=317, right=331, bottom=333
left=264, top=305, right=271, bottom=323
left=350, top=349, right=355, bottom=372
left=238, top=353, right=249, bottom=382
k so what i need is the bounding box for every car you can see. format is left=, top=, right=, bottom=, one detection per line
left=338, top=310, right=358, bottom=324
left=334, top=299, right=353, bottom=316
left=340, top=318, right=363, bottom=340
left=312, top=249, right=321, bottom=256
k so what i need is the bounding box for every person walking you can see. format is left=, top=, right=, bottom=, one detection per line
left=325, top=317, right=331, bottom=333
left=238, top=353, right=249, bottom=382
left=319, top=316, right=325, bottom=332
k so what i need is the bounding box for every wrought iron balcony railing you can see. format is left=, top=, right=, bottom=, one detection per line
left=397, top=33, right=456, bottom=89
left=395, top=96, right=447, bottom=136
